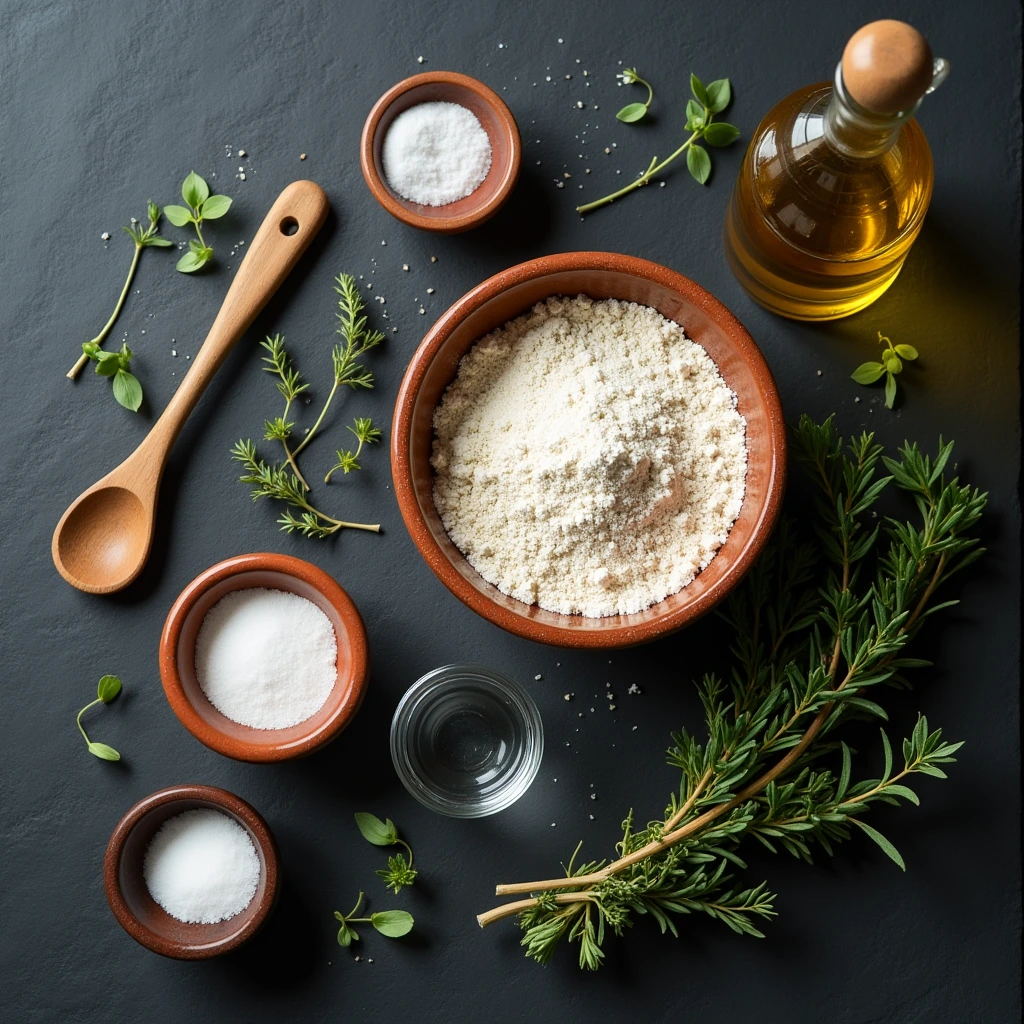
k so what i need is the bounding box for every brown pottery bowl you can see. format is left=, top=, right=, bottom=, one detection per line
left=391, top=252, right=787, bottom=649
left=360, top=71, right=521, bottom=233
left=160, top=553, right=369, bottom=762
left=104, top=784, right=279, bottom=959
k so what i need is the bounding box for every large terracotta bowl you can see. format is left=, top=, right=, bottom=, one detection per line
left=160, top=553, right=369, bottom=762
left=391, top=252, right=786, bottom=648
left=360, top=71, right=521, bottom=233
left=104, top=784, right=279, bottom=959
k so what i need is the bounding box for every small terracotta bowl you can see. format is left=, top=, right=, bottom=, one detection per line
left=160, top=553, right=369, bottom=762
left=104, top=784, right=279, bottom=959
left=360, top=71, right=521, bottom=233
left=391, top=252, right=787, bottom=649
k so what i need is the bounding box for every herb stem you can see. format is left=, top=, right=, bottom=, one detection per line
left=324, top=434, right=366, bottom=483
left=576, top=129, right=701, bottom=214
left=76, top=698, right=102, bottom=744
left=67, top=242, right=143, bottom=379
left=292, top=381, right=339, bottom=460
left=279, top=398, right=311, bottom=490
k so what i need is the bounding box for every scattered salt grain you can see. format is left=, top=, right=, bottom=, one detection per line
left=101, top=232, right=111, bottom=241
left=300, top=153, right=307, bottom=160
left=195, top=588, right=337, bottom=730
left=143, top=809, right=259, bottom=924
left=534, top=674, right=542, bottom=680
left=238, top=149, right=246, bottom=157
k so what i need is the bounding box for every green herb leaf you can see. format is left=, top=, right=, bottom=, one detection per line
left=894, top=344, right=919, bottom=360
left=852, top=819, right=906, bottom=870
left=336, top=922, right=355, bottom=946
left=885, top=355, right=903, bottom=374
left=112, top=370, right=143, bottom=411
left=94, top=352, right=122, bottom=377
left=685, top=98, right=705, bottom=130
left=703, top=122, right=741, bottom=147
left=689, top=73, right=708, bottom=106
left=163, top=205, right=193, bottom=227
left=355, top=812, right=398, bottom=846
left=371, top=910, right=414, bottom=938
left=200, top=194, right=233, bottom=219
left=704, top=78, right=732, bottom=113
left=87, top=741, right=121, bottom=761
left=616, top=102, right=648, bottom=123
left=176, top=250, right=210, bottom=274
left=97, top=675, right=122, bottom=703
left=686, top=144, right=711, bottom=185
left=851, top=362, right=885, bottom=384
left=885, top=372, right=897, bottom=408
left=144, top=236, right=174, bottom=247
left=181, top=171, right=209, bottom=208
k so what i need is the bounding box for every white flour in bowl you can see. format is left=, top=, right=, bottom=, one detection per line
left=431, top=295, right=747, bottom=617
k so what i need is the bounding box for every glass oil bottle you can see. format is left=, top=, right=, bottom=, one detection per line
left=725, top=20, right=949, bottom=321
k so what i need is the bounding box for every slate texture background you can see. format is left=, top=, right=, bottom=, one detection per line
left=1, top=1, right=1020, bottom=1021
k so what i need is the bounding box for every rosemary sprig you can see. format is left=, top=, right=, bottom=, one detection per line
left=578, top=72, right=740, bottom=215
left=477, top=416, right=986, bottom=970
left=289, top=273, right=384, bottom=465
left=232, top=274, right=383, bottom=539
left=326, top=418, right=382, bottom=483
left=231, top=440, right=379, bottom=538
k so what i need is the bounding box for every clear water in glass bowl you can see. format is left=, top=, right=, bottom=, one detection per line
left=390, top=664, right=544, bottom=818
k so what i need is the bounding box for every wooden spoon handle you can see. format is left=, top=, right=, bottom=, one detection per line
left=137, top=180, right=329, bottom=479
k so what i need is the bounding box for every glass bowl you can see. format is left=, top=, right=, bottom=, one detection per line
left=390, top=664, right=543, bottom=818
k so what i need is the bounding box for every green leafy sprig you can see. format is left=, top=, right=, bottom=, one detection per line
left=615, top=67, right=655, bottom=123
left=334, top=892, right=414, bottom=947
left=67, top=201, right=172, bottom=380
left=232, top=274, right=383, bottom=539
left=164, top=171, right=232, bottom=273
left=76, top=674, right=124, bottom=761
left=477, top=416, right=986, bottom=970
left=578, top=72, right=740, bottom=215
left=355, top=812, right=418, bottom=894
left=81, top=341, right=144, bottom=412
left=852, top=332, right=920, bottom=408
left=326, top=418, right=382, bottom=482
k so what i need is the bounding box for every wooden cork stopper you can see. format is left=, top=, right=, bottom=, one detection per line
left=842, top=20, right=934, bottom=114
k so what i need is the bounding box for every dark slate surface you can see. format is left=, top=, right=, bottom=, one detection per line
left=1, top=1, right=1019, bottom=1021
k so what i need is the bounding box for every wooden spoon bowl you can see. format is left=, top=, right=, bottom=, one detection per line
left=52, top=180, right=329, bottom=594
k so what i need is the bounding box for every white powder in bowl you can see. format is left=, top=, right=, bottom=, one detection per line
left=143, top=809, right=260, bottom=924
left=382, top=101, right=492, bottom=207
left=431, top=296, right=748, bottom=617
left=194, top=588, right=337, bottom=730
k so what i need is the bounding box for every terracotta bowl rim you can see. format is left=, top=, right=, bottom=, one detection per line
left=104, top=783, right=280, bottom=959
left=359, top=70, right=522, bottom=233
left=390, top=251, right=787, bottom=648
left=159, top=552, right=369, bottom=762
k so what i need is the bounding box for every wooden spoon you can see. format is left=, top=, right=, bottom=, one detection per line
left=52, top=180, right=330, bottom=594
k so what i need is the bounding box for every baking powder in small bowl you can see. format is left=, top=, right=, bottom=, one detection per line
left=194, top=587, right=337, bottom=730
left=382, top=101, right=492, bottom=206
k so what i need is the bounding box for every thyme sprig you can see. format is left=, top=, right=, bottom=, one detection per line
left=477, top=416, right=986, bottom=970
left=578, top=72, right=740, bottom=215
left=232, top=274, right=383, bottom=539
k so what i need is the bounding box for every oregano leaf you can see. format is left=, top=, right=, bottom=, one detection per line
left=87, top=741, right=121, bottom=761
left=703, top=122, right=741, bottom=147
left=885, top=372, right=897, bottom=408
left=705, top=78, right=732, bottom=113
left=112, top=370, right=143, bottom=412
left=182, top=171, right=209, bottom=208
left=686, top=144, right=711, bottom=185
left=200, top=194, right=233, bottom=219
left=894, top=343, right=919, bottom=360
left=163, top=205, right=193, bottom=227
left=689, top=73, right=708, bottom=106
left=851, top=362, right=885, bottom=384
left=354, top=811, right=397, bottom=846
left=616, top=102, right=648, bottom=123
left=371, top=910, right=414, bottom=937
left=97, top=675, right=122, bottom=703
